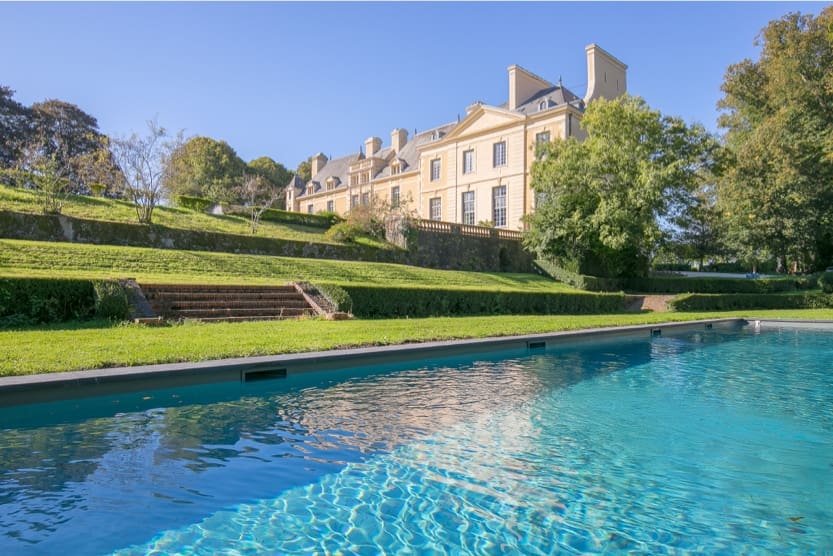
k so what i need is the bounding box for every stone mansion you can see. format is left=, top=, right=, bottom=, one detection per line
left=286, top=44, right=627, bottom=230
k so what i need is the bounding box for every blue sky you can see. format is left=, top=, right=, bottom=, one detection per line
left=0, top=2, right=825, bottom=170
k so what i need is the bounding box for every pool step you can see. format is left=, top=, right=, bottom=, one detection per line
left=139, top=283, right=320, bottom=323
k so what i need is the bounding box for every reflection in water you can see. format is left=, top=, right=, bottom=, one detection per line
left=0, top=328, right=783, bottom=554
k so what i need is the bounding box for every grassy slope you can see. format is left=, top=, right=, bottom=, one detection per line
left=0, top=184, right=343, bottom=245
left=0, top=239, right=578, bottom=291
left=2, top=310, right=830, bottom=376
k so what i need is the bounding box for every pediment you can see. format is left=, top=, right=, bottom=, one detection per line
left=444, top=106, right=525, bottom=141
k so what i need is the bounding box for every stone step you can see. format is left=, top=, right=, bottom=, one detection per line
left=167, top=307, right=315, bottom=319
left=141, top=284, right=298, bottom=294
left=144, top=291, right=307, bottom=302
left=153, top=299, right=313, bottom=310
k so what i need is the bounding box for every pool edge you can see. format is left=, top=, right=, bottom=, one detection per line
left=0, top=317, right=769, bottom=406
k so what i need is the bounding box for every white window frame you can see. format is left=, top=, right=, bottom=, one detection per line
left=327, top=200, right=334, bottom=212
left=429, top=197, right=442, bottom=221
left=462, top=149, right=475, bottom=174
left=493, top=141, right=506, bottom=167
left=492, top=185, right=507, bottom=227
left=462, top=191, right=475, bottom=225
left=361, top=192, right=370, bottom=206
left=307, top=204, right=314, bottom=214
left=535, top=131, right=551, bottom=144
left=351, top=194, right=359, bottom=208
left=391, top=186, right=400, bottom=208
left=430, top=158, right=441, bottom=181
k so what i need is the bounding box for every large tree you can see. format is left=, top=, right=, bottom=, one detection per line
left=525, top=95, right=720, bottom=277
left=0, top=86, right=32, bottom=168
left=165, top=136, right=246, bottom=203
left=247, top=156, right=290, bottom=209
left=717, top=6, right=833, bottom=272
left=295, top=158, right=312, bottom=183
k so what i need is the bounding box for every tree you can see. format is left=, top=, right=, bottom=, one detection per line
left=0, top=86, right=32, bottom=168
left=164, top=136, right=246, bottom=203
left=717, top=7, right=833, bottom=272
left=111, top=120, right=182, bottom=224
left=74, top=136, right=125, bottom=197
left=295, top=159, right=312, bottom=183
left=247, top=156, right=291, bottom=209
left=669, top=185, right=727, bottom=270
left=17, top=136, right=72, bottom=214
left=235, top=173, right=282, bottom=234
left=525, top=95, right=720, bottom=277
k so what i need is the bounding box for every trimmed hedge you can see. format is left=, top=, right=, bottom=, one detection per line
left=819, top=272, right=833, bottom=294
left=341, top=285, right=625, bottom=318
left=668, top=292, right=833, bottom=312
left=622, top=276, right=804, bottom=294
left=174, top=195, right=214, bottom=212
left=533, top=260, right=622, bottom=292
left=0, top=278, right=129, bottom=327
left=316, top=283, right=353, bottom=314
left=227, top=207, right=342, bottom=229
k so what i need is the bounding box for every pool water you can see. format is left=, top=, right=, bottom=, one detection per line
left=1, top=324, right=832, bottom=554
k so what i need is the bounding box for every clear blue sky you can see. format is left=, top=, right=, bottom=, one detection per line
left=0, top=2, right=825, bottom=170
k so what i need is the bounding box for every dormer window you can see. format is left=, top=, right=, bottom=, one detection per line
left=538, top=100, right=548, bottom=111
left=326, top=177, right=336, bottom=191
left=391, top=160, right=400, bottom=176
left=306, top=185, right=314, bottom=195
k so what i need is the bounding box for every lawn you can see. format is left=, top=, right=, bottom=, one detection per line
left=0, top=184, right=341, bottom=245
left=2, top=310, right=831, bottom=376
left=0, top=239, right=577, bottom=291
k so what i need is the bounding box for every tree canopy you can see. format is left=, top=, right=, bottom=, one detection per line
left=525, top=95, right=720, bottom=277
left=295, top=159, right=312, bottom=183
left=717, top=6, right=833, bottom=271
left=0, top=86, right=32, bottom=168
left=248, top=156, right=290, bottom=209
left=164, top=136, right=246, bottom=203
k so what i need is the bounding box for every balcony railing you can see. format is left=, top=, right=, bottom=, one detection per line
left=414, top=219, right=523, bottom=241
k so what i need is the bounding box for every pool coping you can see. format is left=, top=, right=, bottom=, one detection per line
left=2, top=317, right=830, bottom=407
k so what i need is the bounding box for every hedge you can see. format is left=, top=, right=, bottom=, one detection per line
left=622, top=276, right=806, bottom=294
left=0, top=277, right=129, bottom=327
left=668, top=292, right=833, bottom=312
left=533, top=260, right=622, bottom=292
left=226, top=207, right=342, bottom=229
left=341, top=285, right=625, bottom=318
left=174, top=195, right=214, bottom=212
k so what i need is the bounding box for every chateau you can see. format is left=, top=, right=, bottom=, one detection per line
left=286, top=44, right=627, bottom=230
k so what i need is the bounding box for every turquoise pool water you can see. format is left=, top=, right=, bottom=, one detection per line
left=1, top=324, right=832, bottom=554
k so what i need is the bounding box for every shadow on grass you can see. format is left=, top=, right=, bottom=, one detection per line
left=0, top=318, right=141, bottom=333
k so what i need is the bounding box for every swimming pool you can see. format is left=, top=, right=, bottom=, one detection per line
left=1, top=322, right=832, bottom=553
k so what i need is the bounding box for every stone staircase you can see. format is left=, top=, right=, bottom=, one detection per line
left=139, top=284, right=320, bottom=322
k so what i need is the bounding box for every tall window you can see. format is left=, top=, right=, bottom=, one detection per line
left=430, top=158, right=441, bottom=181
left=493, top=141, right=506, bottom=167
left=307, top=204, right=314, bottom=214
left=462, top=149, right=475, bottom=174
left=535, top=131, right=551, bottom=144
left=351, top=194, right=359, bottom=208
left=391, top=186, right=400, bottom=208
left=492, top=185, right=506, bottom=227
left=462, top=191, right=475, bottom=225
left=429, top=197, right=442, bottom=221
left=361, top=192, right=370, bottom=206
left=327, top=200, right=334, bottom=212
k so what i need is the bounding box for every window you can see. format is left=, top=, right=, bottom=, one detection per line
left=327, top=200, right=334, bottom=212
left=492, top=185, right=506, bottom=227
left=535, top=131, right=551, bottom=144
left=534, top=190, right=547, bottom=208
left=429, top=197, right=442, bottom=221
left=391, top=186, right=400, bottom=208
left=307, top=185, right=314, bottom=195
left=351, top=194, right=359, bottom=208
left=307, top=204, right=314, bottom=214
left=430, top=158, right=441, bottom=181
left=538, top=100, right=547, bottom=111
left=391, top=162, right=400, bottom=176
left=462, top=149, right=474, bottom=174
left=361, top=192, right=370, bottom=206
left=493, top=141, right=506, bottom=167
left=462, top=191, right=475, bottom=225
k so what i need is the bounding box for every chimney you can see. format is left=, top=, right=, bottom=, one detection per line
left=310, top=152, right=328, bottom=178
left=583, top=44, right=628, bottom=104
left=391, top=128, right=408, bottom=154
left=364, top=136, right=382, bottom=157
left=508, top=65, right=551, bottom=111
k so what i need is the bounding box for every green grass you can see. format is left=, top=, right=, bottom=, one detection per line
left=0, top=239, right=577, bottom=291
left=2, top=310, right=831, bottom=376
left=0, top=184, right=339, bottom=245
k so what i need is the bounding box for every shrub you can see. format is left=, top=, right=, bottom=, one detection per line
left=227, top=207, right=342, bottom=229
left=316, top=283, right=353, bottom=314
left=93, top=280, right=130, bottom=320
left=0, top=278, right=96, bottom=326
left=174, top=195, right=214, bottom=212
left=668, top=292, right=833, bottom=312
left=325, top=221, right=367, bottom=243
left=622, top=276, right=800, bottom=294
left=818, top=272, right=833, bottom=294
left=341, top=285, right=624, bottom=318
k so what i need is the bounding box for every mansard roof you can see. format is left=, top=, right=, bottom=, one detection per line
left=301, top=152, right=362, bottom=197
left=375, top=122, right=457, bottom=179
left=286, top=174, right=305, bottom=194
left=514, top=84, right=584, bottom=114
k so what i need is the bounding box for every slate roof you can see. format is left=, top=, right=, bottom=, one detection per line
left=514, top=84, right=584, bottom=115
left=299, top=152, right=363, bottom=198
left=375, top=122, right=457, bottom=179
left=286, top=174, right=305, bottom=195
